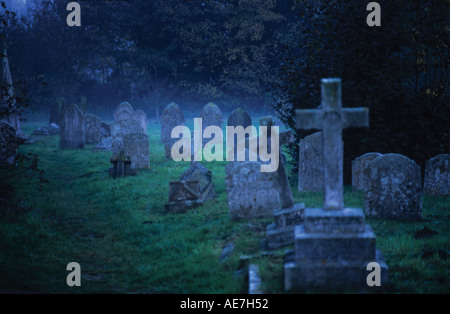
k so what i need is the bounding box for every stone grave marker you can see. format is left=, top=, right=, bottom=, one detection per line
left=110, top=119, right=144, bottom=155
left=201, top=102, right=222, bottom=145
left=423, top=154, right=449, bottom=196
left=59, top=104, right=85, bottom=149
left=123, top=133, right=150, bottom=169
left=161, top=102, right=185, bottom=158
left=364, top=153, right=422, bottom=220
left=285, top=78, right=388, bottom=291
left=132, top=109, right=148, bottom=135
left=352, top=152, right=383, bottom=191
left=114, top=101, right=134, bottom=121
left=84, top=113, right=103, bottom=144
left=108, top=150, right=137, bottom=179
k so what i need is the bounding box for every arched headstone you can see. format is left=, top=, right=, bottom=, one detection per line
left=351, top=153, right=383, bottom=191
left=423, top=154, right=449, bottom=196
left=114, top=101, right=134, bottom=121
left=59, top=104, right=85, bottom=149
left=123, top=133, right=150, bottom=169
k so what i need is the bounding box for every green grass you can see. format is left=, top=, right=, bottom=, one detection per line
left=0, top=121, right=448, bottom=293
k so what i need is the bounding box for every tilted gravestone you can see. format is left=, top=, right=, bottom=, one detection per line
left=161, top=102, right=185, bottom=158
left=423, top=154, right=449, bottom=196
left=110, top=119, right=144, bottom=156
left=352, top=152, right=383, bottom=191
left=123, top=133, right=150, bottom=169
left=165, top=161, right=215, bottom=213
left=132, top=109, right=148, bottom=135
left=364, top=153, right=422, bottom=220
left=92, top=136, right=112, bottom=152
left=0, top=121, right=17, bottom=165
left=201, top=102, right=222, bottom=145
left=114, top=101, right=134, bottom=121
left=84, top=113, right=103, bottom=144
left=226, top=161, right=279, bottom=220
left=285, top=78, right=387, bottom=291
left=59, top=104, right=85, bottom=149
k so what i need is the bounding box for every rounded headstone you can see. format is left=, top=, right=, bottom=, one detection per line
left=0, top=121, right=17, bottom=165
left=114, top=101, right=134, bottom=121
left=227, top=108, right=251, bottom=129
left=59, top=104, right=85, bottom=149
left=226, top=161, right=279, bottom=220
left=124, top=133, right=150, bottom=169
left=161, top=102, right=185, bottom=143
left=84, top=113, right=102, bottom=144
left=132, top=109, right=148, bottom=135
left=201, top=102, right=223, bottom=132
left=423, top=154, right=449, bottom=196
left=364, top=153, right=422, bottom=220
left=298, top=132, right=323, bottom=192
left=352, top=153, right=383, bottom=191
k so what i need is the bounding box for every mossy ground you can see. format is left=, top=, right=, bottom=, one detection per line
left=0, top=121, right=448, bottom=293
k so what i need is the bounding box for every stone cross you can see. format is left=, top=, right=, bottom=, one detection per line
left=295, top=78, right=369, bottom=210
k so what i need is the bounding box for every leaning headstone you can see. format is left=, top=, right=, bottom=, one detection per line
left=352, top=153, right=383, bottom=191
left=132, top=109, right=148, bottom=135
left=423, top=154, right=449, bottom=196
left=92, top=136, right=112, bottom=152
left=59, top=104, right=85, bottom=149
left=161, top=102, right=185, bottom=158
left=364, top=153, right=422, bottom=220
left=123, top=133, right=150, bottom=169
left=0, top=122, right=17, bottom=165
left=165, top=161, right=215, bottom=213
left=298, top=132, right=323, bottom=192
left=201, top=102, right=222, bottom=145
left=226, top=161, right=279, bottom=220
left=84, top=113, right=102, bottom=144
left=114, top=101, right=134, bottom=121
left=285, top=78, right=387, bottom=291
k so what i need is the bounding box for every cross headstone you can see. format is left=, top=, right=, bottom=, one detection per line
left=295, top=78, right=369, bottom=210
left=285, top=78, right=388, bottom=291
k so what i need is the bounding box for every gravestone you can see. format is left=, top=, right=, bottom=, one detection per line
left=92, top=136, right=112, bottom=152
left=201, top=102, right=222, bottom=145
left=132, top=109, right=148, bottom=135
left=49, top=97, right=65, bottom=125
left=298, top=132, right=323, bottom=192
left=0, top=122, right=17, bottom=165
left=165, top=161, right=215, bottom=213
left=114, top=101, right=134, bottom=121
left=352, top=153, right=383, bottom=191
left=285, top=78, right=387, bottom=291
left=226, top=108, right=252, bottom=162
left=110, top=119, right=144, bottom=155
left=364, top=153, right=422, bottom=220
left=123, top=133, right=150, bottom=169
left=423, top=154, right=449, bottom=196
left=84, top=113, right=102, bottom=144
left=100, top=122, right=110, bottom=138
left=59, top=104, right=85, bottom=149
left=161, top=102, right=185, bottom=158
left=226, top=161, right=279, bottom=220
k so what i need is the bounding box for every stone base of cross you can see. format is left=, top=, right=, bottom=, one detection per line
left=284, top=78, right=388, bottom=291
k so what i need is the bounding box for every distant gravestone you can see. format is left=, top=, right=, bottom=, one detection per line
left=114, top=102, right=134, bottom=121
left=110, top=119, right=144, bottom=155
left=352, top=153, right=383, bottom=191
left=0, top=122, right=17, bottom=165
left=364, top=153, right=422, bottom=220
left=59, top=104, right=85, bottom=149
left=226, top=108, right=252, bottom=161
left=161, top=102, right=185, bottom=158
left=123, top=133, right=150, bottom=169
left=84, top=113, right=102, bottom=144
left=100, top=122, right=111, bottom=139
left=423, top=154, right=449, bottom=196
left=201, top=102, right=222, bottom=144
left=226, top=161, right=279, bottom=220
left=298, top=132, right=323, bottom=192
left=132, top=109, right=148, bottom=135
left=92, top=136, right=112, bottom=152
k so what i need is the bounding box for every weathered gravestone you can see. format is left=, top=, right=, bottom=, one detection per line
left=84, top=113, right=103, bottom=144
left=352, top=153, right=383, bottom=191
left=0, top=121, right=17, bottom=165
left=423, top=154, right=449, bottom=196
left=114, top=101, right=134, bottom=121
left=59, top=104, right=85, bottom=149
left=226, top=108, right=252, bottom=164
left=109, top=150, right=137, bottom=179
left=227, top=161, right=279, bottom=220
left=165, top=161, right=215, bottom=213
left=285, top=78, right=387, bottom=291
left=201, top=102, right=222, bottom=145
left=161, top=102, right=185, bottom=158
left=132, top=109, right=148, bottom=135
left=364, top=153, right=422, bottom=220
left=123, top=133, right=150, bottom=169
left=298, top=132, right=343, bottom=192
left=92, top=136, right=112, bottom=152
left=110, top=119, right=144, bottom=155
